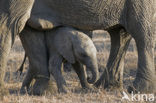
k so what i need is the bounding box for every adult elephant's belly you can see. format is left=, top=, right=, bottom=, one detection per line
left=48, top=0, right=126, bottom=30
left=27, top=14, right=60, bottom=30
left=27, top=0, right=61, bottom=30
left=27, top=0, right=125, bottom=31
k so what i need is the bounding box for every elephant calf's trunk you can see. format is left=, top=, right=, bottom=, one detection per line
left=87, top=65, right=99, bottom=84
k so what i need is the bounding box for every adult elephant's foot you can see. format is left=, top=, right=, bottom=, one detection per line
left=128, top=76, right=156, bottom=94
left=32, top=78, right=49, bottom=96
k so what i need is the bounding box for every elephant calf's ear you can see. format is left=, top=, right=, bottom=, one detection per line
left=54, top=35, right=76, bottom=64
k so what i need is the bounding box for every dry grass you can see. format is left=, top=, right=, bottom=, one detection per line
left=0, top=30, right=154, bottom=103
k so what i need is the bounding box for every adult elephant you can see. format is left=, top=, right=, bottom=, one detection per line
left=0, top=0, right=155, bottom=95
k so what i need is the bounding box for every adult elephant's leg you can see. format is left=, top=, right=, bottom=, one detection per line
left=95, top=27, right=132, bottom=90
left=72, top=61, right=91, bottom=89
left=128, top=30, right=156, bottom=93
left=126, top=1, right=156, bottom=93
left=0, top=25, right=13, bottom=94
left=20, top=26, right=50, bottom=95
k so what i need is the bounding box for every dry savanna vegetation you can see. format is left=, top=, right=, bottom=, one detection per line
left=0, top=30, right=155, bottom=103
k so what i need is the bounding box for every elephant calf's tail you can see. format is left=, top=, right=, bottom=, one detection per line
left=17, top=53, right=27, bottom=75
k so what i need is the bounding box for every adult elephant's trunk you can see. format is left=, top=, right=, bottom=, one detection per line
left=0, top=0, right=34, bottom=87
left=86, top=62, right=99, bottom=84
left=0, top=31, right=12, bottom=86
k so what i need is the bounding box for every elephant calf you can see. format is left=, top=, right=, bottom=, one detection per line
left=20, top=26, right=99, bottom=94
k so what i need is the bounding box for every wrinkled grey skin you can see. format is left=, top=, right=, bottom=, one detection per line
left=47, top=27, right=98, bottom=85
left=20, top=26, right=98, bottom=94
left=0, top=0, right=155, bottom=95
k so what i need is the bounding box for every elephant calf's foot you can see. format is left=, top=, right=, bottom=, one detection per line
left=32, top=78, right=49, bottom=95
left=58, top=86, right=67, bottom=94
left=57, top=81, right=67, bottom=94
left=128, top=77, right=156, bottom=94
left=20, top=87, right=27, bottom=95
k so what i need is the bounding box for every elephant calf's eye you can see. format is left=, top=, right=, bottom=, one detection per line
left=80, top=53, right=88, bottom=58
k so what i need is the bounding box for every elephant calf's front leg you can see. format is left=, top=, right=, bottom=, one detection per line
left=49, top=55, right=67, bottom=93
left=72, top=61, right=92, bottom=89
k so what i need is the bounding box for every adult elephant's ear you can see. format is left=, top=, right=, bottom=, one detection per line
left=54, top=30, right=76, bottom=64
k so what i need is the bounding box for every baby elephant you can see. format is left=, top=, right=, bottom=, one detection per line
left=46, top=27, right=99, bottom=93
left=20, top=27, right=99, bottom=94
